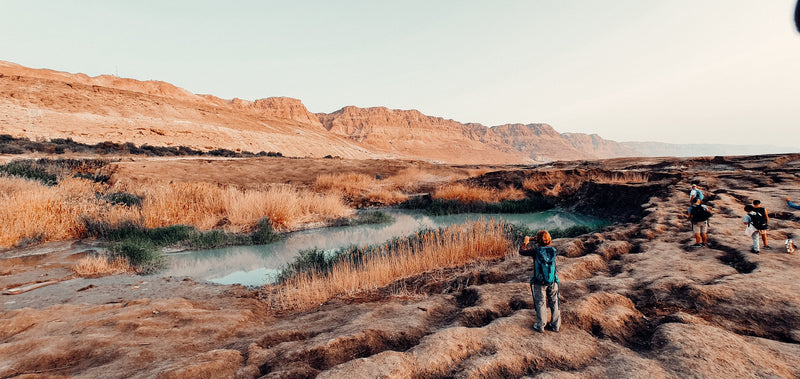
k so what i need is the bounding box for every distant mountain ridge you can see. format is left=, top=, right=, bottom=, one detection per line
left=1, top=60, right=792, bottom=163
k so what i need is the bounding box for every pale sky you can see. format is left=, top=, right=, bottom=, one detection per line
left=1, top=1, right=799, bottom=149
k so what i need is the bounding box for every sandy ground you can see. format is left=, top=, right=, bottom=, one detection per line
left=2, top=154, right=800, bottom=378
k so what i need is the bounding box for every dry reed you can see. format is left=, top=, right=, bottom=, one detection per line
left=433, top=183, right=525, bottom=203
left=134, top=182, right=353, bottom=231
left=590, top=171, right=650, bottom=184
left=0, top=176, right=133, bottom=247
left=73, top=255, right=132, bottom=276
left=265, top=219, right=511, bottom=312
left=315, top=172, right=409, bottom=205
left=523, top=171, right=650, bottom=197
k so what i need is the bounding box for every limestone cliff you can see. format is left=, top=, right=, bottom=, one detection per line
left=0, top=59, right=650, bottom=163
left=317, top=106, right=530, bottom=164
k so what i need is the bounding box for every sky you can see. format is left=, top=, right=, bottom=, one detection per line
left=1, top=0, right=799, bottom=149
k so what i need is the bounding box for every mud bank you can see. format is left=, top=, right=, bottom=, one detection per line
left=2, top=154, right=800, bottom=378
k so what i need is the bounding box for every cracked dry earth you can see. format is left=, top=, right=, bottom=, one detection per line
left=2, top=155, right=800, bottom=378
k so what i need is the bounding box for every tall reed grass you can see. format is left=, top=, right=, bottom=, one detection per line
left=0, top=175, right=134, bottom=247
left=135, top=182, right=352, bottom=231
left=523, top=171, right=650, bottom=197
left=433, top=183, right=525, bottom=203
left=314, top=172, right=409, bottom=205
left=0, top=174, right=352, bottom=248
left=264, top=219, right=511, bottom=312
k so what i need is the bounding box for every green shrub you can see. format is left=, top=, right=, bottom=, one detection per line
left=75, top=173, right=112, bottom=183
left=189, top=230, right=234, bottom=249
left=0, top=160, right=58, bottom=185
left=146, top=225, right=195, bottom=246
left=251, top=218, right=281, bottom=245
left=277, top=248, right=335, bottom=282
left=330, top=211, right=394, bottom=227
left=109, top=238, right=161, bottom=266
left=277, top=226, right=444, bottom=283
left=102, top=192, right=142, bottom=207
left=94, top=218, right=284, bottom=273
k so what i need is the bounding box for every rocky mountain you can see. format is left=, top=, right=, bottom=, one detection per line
left=317, top=106, right=530, bottom=164
left=5, top=59, right=780, bottom=164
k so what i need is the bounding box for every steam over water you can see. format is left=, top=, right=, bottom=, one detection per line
left=160, top=209, right=605, bottom=286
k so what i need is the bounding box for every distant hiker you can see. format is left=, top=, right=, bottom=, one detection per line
left=519, top=231, right=561, bottom=333
left=786, top=197, right=800, bottom=210
left=743, top=205, right=764, bottom=253
left=687, top=197, right=712, bottom=248
left=689, top=184, right=704, bottom=204
left=752, top=200, right=771, bottom=249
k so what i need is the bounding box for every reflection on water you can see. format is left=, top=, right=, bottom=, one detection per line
left=161, top=209, right=605, bottom=287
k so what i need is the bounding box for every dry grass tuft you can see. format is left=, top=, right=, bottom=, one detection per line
left=315, top=172, right=409, bottom=205
left=433, top=183, right=525, bottom=203
left=591, top=171, right=650, bottom=184
left=314, top=173, right=380, bottom=199
left=523, top=171, right=650, bottom=197
left=73, top=255, right=133, bottom=276
left=265, top=219, right=511, bottom=312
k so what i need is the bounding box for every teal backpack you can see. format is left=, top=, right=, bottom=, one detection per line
left=531, top=246, right=558, bottom=285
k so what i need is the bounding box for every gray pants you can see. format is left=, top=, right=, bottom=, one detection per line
left=751, top=230, right=761, bottom=252
left=530, top=281, right=561, bottom=330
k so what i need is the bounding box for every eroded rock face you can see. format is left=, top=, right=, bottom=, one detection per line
left=232, top=97, right=324, bottom=127
left=0, top=61, right=375, bottom=159
left=318, top=106, right=531, bottom=164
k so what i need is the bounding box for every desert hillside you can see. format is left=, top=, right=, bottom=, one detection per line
left=2, top=60, right=648, bottom=163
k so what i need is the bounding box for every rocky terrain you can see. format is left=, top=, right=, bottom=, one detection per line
left=2, top=153, right=799, bottom=378
left=1, top=60, right=662, bottom=164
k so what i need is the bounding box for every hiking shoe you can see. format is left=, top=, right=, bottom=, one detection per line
left=533, top=323, right=543, bottom=333
left=545, top=324, right=560, bottom=333
left=690, top=243, right=703, bottom=248
left=751, top=248, right=760, bottom=254
left=763, top=245, right=772, bottom=250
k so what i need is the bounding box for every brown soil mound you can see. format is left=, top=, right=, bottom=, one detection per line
left=2, top=154, right=800, bottom=377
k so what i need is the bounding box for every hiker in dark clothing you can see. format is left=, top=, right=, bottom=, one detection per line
left=519, top=230, right=561, bottom=333
left=687, top=197, right=712, bottom=248
left=752, top=200, right=771, bottom=249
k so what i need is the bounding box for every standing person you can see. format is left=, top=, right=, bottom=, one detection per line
left=786, top=197, right=800, bottom=210
left=752, top=200, right=771, bottom=249
left=519, top=231, right=561, bottom=333
left=687, top=198, right=712, bottom=247
left=689, top=184, right=704, bottom=204
left=743, top=205, right=763, bottom=253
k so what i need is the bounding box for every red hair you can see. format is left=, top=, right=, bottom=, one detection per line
left=536, top=230, right=552, bottom=246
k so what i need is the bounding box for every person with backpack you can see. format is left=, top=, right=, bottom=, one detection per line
left=519, top=230, right=561, bottom=333
left=689, top=184, right=704, bottom=204
left=752, top=200, right=771, bottom=249
left=786, top=197, right=800, bottom=210
left=744, top=204, right=765, bottom=253
left=687, top=197, right=712, bottom=248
